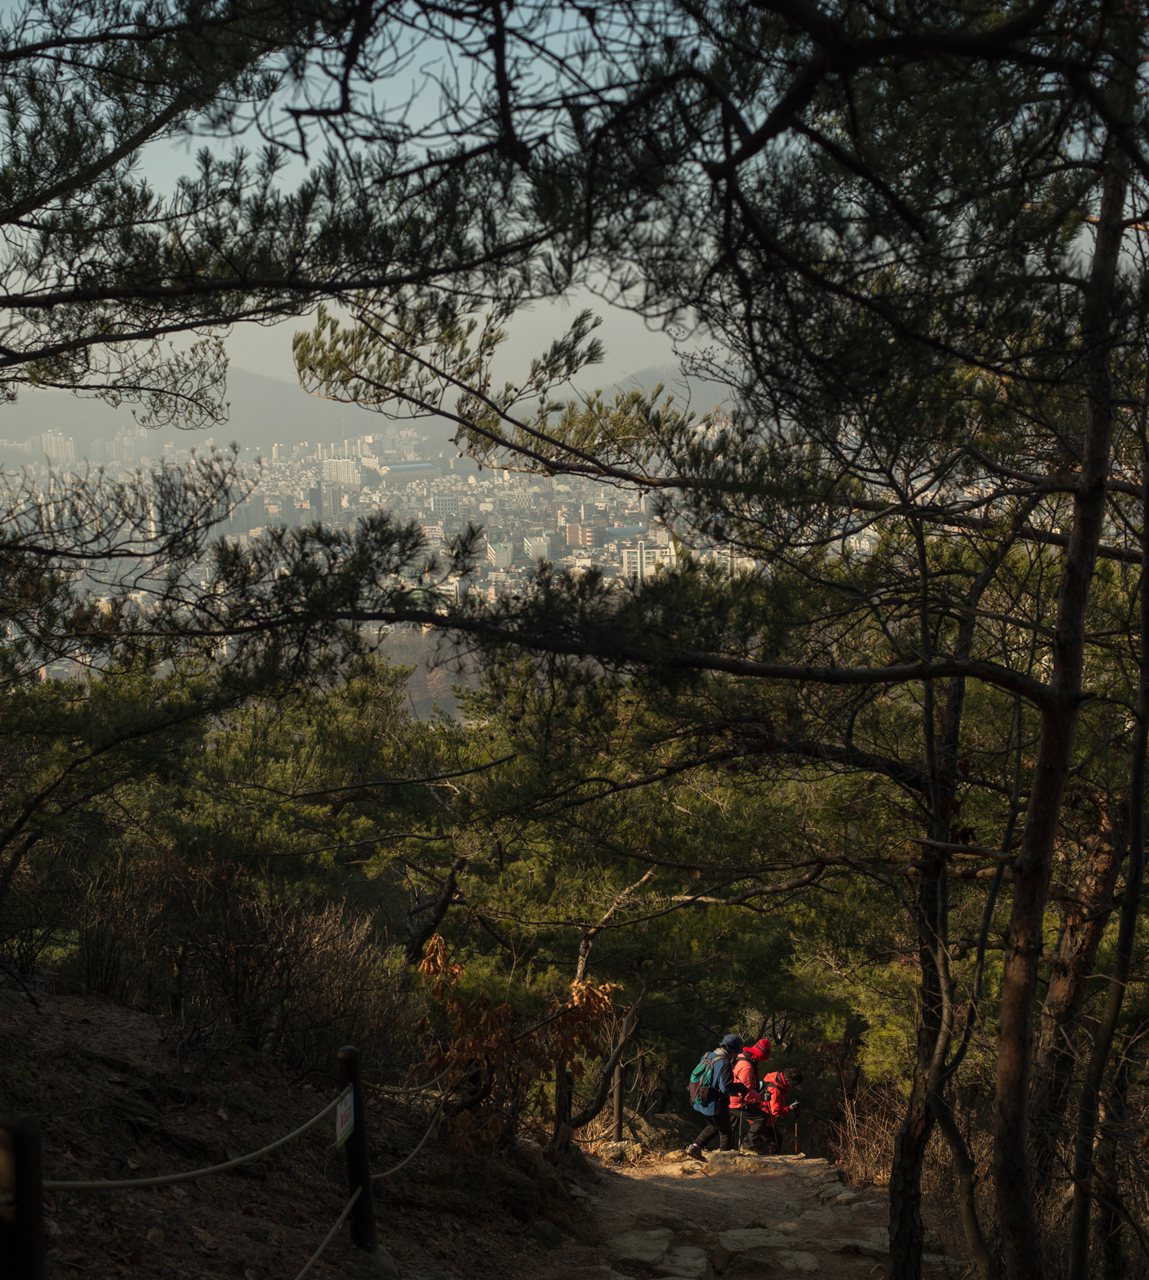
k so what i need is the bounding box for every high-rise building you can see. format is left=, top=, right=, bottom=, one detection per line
left=323, top=457, right=361, bottom=486
left=621, top=541, right=675, bottom=580
left=245, top=495, right=269, bottom=528
left=324, top=484, right=346, bottom=519
left=40, top=431, right=76, bottom=464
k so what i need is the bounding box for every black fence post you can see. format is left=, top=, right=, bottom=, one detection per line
left=0, top=1113, right=45, bottom=1280
left=337, top=1046, right=378, bottom=1254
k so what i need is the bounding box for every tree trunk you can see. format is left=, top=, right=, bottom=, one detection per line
left=547, top=972, right=648, bottom=1155
left=1067, top=372, right=1149, bottom=1280
left=993, top=92, right=1131, bottom=1280
left=932, top=1091, right=998, bottom=1280
left=405, top=854, right=467, bottom=963
left=1029, top=807, right=1123, bottom=1173
left=1097, top=1050, right=1131, bottom=1280
left=889, top=871, right=943, bottom=1280
left=889, top=1050, right=935, bottom=1280
left=552, top=1060, right=573, bottom=1150
left=890, top=532, right=1007, bottom=1280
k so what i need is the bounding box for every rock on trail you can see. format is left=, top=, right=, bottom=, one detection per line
left=563, top=1151, right=958, bottom=1280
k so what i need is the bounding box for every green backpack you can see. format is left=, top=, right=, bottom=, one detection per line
left=688, top=1051, right=719, bottom=1107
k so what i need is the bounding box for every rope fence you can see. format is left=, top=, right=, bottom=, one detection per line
left=368, top=1055, right=460, bottom=1097
left=371, top=1095, right=445, bottom=1180
left=0, top=1043, right=424, bottom=1280
left=293, top=1185, right=362, bottom=1280
left=42, top=1089, right=349, bottom=1193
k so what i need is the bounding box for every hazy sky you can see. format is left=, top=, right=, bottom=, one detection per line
left=129, top=29, right=688, bottom=395
left=146, top=129, right=684, bottom=393
left=226, top=291, right=681, bottom=392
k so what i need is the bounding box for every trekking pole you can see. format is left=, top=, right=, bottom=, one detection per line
left=794, top=1116, right=798, bottom=1155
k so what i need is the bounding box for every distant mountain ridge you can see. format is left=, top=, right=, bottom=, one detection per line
left=0, top=361, right=732, bottom=465
left=614, top=362, right=731, bottom=414
left=0, top=367, right=368, bottom=461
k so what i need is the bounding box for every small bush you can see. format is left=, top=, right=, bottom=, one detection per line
left=45, top=853, right=423, bottom=1077
left=0, top=860, right=71, bottom=985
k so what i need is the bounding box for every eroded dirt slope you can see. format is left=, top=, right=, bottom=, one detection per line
left=1, top=984, right=964, bottom=1280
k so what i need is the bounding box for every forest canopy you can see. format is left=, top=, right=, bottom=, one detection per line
left=3, top=5, right=1149, bottom=1280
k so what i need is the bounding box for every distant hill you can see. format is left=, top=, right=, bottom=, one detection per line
left=0, top=360, right=734, bottom=466
left=0, top=367, right=463, bottom=460
left=614, top=363, right=732, bottom=414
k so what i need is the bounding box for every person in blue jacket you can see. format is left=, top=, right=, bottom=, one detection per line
left=685, top=1033, right=746, bottom=1160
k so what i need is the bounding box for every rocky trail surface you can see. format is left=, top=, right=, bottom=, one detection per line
left=518, top=1148, right=963, bottom=1280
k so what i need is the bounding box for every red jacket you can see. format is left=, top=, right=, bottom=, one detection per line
left=729, top=1045, right=769, bottom=1111
left=763, top=1070, right=796, bottom=1120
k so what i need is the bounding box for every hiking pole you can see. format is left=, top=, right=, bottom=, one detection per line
left=794, top=1117, right=797, bottom=1155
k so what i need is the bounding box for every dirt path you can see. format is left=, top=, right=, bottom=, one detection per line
left=514, top=1151, right=963, bottom=1280
left=1, top=983, right=964, bottom=1280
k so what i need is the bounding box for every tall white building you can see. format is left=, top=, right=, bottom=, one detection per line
left=322, top=457, right=361, bottom=486
left=621, top=541, right=675, bottom=580
left=40, top=431, right=76, bottom=464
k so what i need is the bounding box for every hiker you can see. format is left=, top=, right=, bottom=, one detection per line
left=761, top=1067, right=804, bottom=1154
left=728, top=1038, right=773, bottom=1151
left=685, top=1033, right=745, bottom=1160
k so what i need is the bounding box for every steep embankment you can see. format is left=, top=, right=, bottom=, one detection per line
left=1, top=983, right=962, bottom=1279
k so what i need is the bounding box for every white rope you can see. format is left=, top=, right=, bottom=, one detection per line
left=44, top=1087, right=351, bottom=1192
left=371, top=1095, right=445, bottom=1181
left=367, top=1057, right=460, bottom=1097
left=292, top=1185, right=362, bottom=1280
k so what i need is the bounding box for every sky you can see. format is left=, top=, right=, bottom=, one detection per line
left=127, top=11, right=689, bottom=396
left=143, top=135, right=683, bottom=393
left=222, top=290, right=680, bottom=392
left=0, top=2, right=700, bottom=455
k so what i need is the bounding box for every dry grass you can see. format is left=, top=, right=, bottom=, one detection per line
left=828, top=1082, right=1149, bottom=1279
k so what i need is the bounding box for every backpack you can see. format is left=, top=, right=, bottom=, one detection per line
left=688, top=1051, right=720, bottom=1106
left=732, top=1051, right=759, bottom=1094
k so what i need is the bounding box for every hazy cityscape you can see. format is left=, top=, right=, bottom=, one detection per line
left=1, top=363, right=739, bottom=606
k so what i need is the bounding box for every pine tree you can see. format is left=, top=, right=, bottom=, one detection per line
left=285, top=7, right=1149, bottom=1277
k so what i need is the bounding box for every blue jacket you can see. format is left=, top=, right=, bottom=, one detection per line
left=693, top=1034, right=745, bottom=1115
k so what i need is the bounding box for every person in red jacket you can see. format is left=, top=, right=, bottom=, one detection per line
left=728, top=1038, right=773, bottom=1151
left=761, top=1068, right=804, bottom=1154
